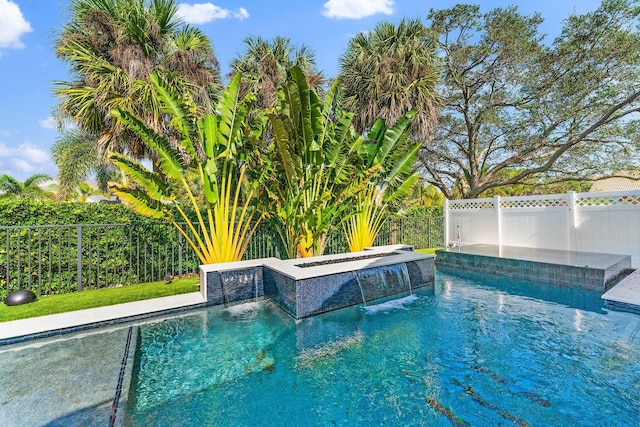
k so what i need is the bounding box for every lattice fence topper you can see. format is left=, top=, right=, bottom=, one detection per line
left=576, top=193, right=640, bottom=207
left=500, top=197, right=568, bottom=209
left=448, top=200, right=495, bottom=210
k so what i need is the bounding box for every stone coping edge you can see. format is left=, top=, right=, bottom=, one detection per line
left=0, top=301, right=207, bottom=346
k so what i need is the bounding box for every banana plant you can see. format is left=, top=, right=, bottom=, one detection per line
left=344, top=111, right=421, bottom=252
left=263, top=67, right=380, bottom=258
left=108, top=72, right=264, bottom=264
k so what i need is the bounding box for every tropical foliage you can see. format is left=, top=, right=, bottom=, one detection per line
left=0, top=174, right=54, bottom=201
left=343, top=111, right=421, bottom=251
left=229, top=36, right=325, bottom=108
left=361, top=111, right=421, bottom=210
left=108, top=72, right=263, bottom=264
left=54, top=0, right=221, bottom=165
left=338, top=18, right=441, bottom=139
left=261, top=67, right=379, bottom=258
left=344, top=187, right=385, bottom=252
left=51, top=128, right=120, bottom=199
left=422, top=1, right=640, bottom=199
left=408, top=182, right=445, bottom=208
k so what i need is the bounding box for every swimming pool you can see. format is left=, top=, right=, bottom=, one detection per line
left=121, top=271, right=639, bottom=426
left=1, top=271, right=638, bottom=426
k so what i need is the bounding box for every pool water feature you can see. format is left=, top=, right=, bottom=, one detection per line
left=354, top=263, right=413, bottom=305
left=200, top=245, right=435, bottom=319
left=122, top=272, right=640, bottom=426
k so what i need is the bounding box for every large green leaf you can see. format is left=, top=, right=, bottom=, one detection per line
left=268, top=113, right=296, bottom=182
left=317, top=79, right=339, bottom=148
left=150, top=72, right=198, bottom=161
left=108, top=152, right=168, bottom=200
left=385, top=142, right=420, bottom=188
left=289, top=67, right=316, bottom=153
left=376, top=110, right=416, bottom=166
left=386, top=172, right=420, bottom=204
left=108, top=183, right=167, bottom=219
left=202, top=114, right=217, bottom=160
left=362, top=118, right=387, bottom=166
left=111, top=107, right=185, bottom=179
left=202, top=159, right=219, bottom=204
left=216, top=72, right=245, bottom=158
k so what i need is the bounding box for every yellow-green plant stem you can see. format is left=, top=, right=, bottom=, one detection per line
left=180, top=175, right=215, bottom=258
left=345, top=188, right=386, bottom=252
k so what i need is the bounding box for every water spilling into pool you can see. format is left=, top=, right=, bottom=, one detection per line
left=354, top=263, right=413, bottom=305
left=124, top=271, right=640, bottom=426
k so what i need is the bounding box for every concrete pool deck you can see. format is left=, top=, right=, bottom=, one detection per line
left=602, top=268, right=640, bottom=314
left=0, top=292, right=205, bottom=344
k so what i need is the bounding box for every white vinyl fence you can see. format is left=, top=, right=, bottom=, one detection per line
left=445, top=190, right=640, bottom=266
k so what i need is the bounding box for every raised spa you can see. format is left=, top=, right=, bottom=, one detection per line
left=199, top=245, right=435, bottom=319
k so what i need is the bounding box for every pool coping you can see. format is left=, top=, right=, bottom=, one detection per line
left=435, top=244, right=631, bottom=292
left=602, top=268, right=640, bottom=314
left=264, top=248, right=430, bottom=280
left=0, top=292, right=206, bottom=345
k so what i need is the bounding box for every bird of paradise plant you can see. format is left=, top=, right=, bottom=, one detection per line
left=344, top=111, right=421, bottom=252
left=263, top=67, right=380, bottom=258
left=108, top=72, right=264, bottom=264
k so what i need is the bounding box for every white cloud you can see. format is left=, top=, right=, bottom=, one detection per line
left=22, top=146, right=50, bottom=164
left=177, top=3, right=249, bottom=25
left=39, top=117, right=55, bottom=130
left=322, top=0, right=393, bottom=19
left=0, top=142, right=50, bottom=166
left=0, top=0, right=33, bottom=51
left=236, top=7, right=249, bottom=20
left=13, top=158, right=34, bottom=173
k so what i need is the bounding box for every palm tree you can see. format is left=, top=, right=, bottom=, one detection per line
left=54, top=0, right=222, bottom=163
left=229, top=36, right=325, bottom=108
left=338, top=18, right=441, bottom=139
left=411, top=182, right=444, bottom=207
left=51, top=129, right=119, bottom=200
left=0, top=174, right=54, bottom=201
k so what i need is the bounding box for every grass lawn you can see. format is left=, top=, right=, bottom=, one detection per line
left=416, top=248, right=440, bottom=255
left=0, top=277, right=200, bottom=323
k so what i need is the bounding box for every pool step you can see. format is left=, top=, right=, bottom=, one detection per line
left=602, top=269, right=640, bottom=315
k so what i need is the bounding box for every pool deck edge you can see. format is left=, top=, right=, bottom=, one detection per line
left=602, top=268, right=640, bottom=314
left=0, top=292, right=205, bottom=343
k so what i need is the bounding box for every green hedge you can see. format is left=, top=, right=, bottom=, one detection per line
left=0, top=198, right=154, bottom=226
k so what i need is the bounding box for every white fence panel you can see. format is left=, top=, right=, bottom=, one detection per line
left=500, top=194, right=571, bottom=251
left=446, top=198, right=499, bottom=245
left=574, top=192, right=640, bottom=264
left=445, top=190, right=640, bottom=266
left=501, top=210, right=569, bottom=250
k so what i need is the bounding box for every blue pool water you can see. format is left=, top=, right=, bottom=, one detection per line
left=124, top=271, right=640, bottom=426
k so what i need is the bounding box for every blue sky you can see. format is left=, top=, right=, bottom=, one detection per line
left=0, top=0, right=602, bottom=181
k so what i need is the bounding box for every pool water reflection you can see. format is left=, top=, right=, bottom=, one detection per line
left=125, top=271, right=640, bottom=426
